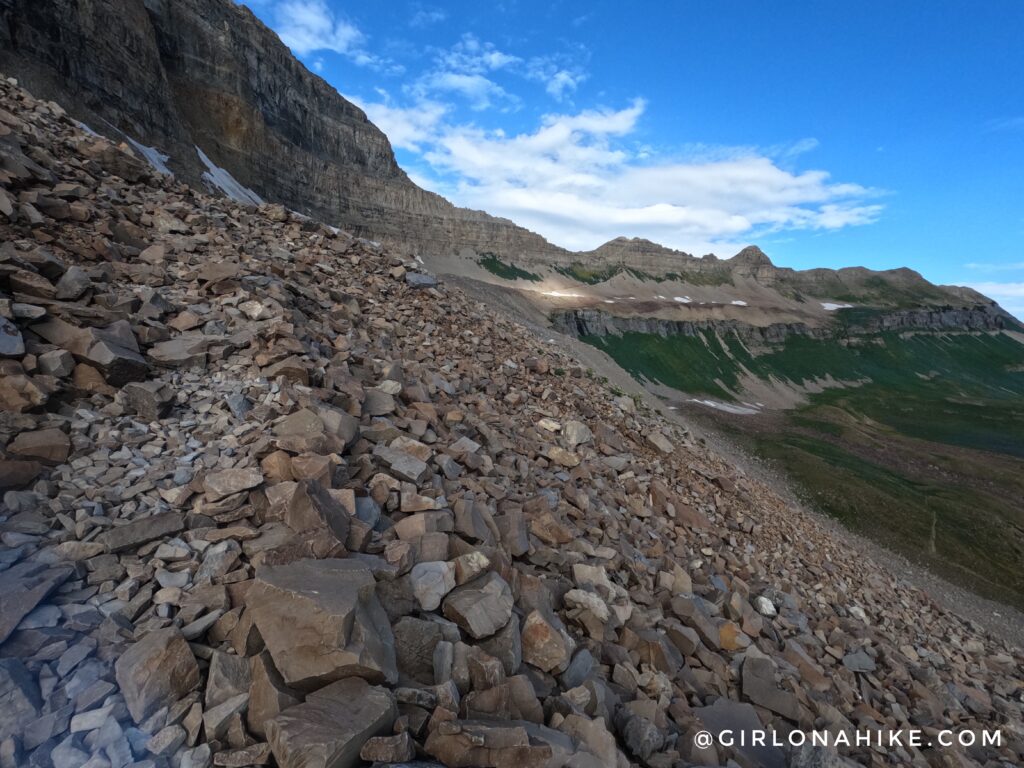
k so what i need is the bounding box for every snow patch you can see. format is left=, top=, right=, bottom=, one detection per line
left=689, top=399, right=760, bottom=415
left=673, top=296, right=691, bottom=303
left=126, top=136, right=172, bottom=175
left=821, top=302, right=854, bottom=311
left=603, top=299, right=616, bottom=304
left=542, top=290, right=585, bottom=298
left=731, top=300, right=748, bottom=306
left=195, top=146, right=262, bottom=206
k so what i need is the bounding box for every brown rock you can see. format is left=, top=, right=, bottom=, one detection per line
left=7, top=428, right=69, bottom=465
left=741, top=656, right=800, bottom=721
left=266, top=678, right=395, bottom=768
left=0, top=459, right=43, bottom=489
left=204, top=467, right=263, bottom=502
left=359, top=732, right=416, bottom=763
left=115, top=627, right=200, bottom=723
left=247, top=652, right=301, bottom=739
left=521, top=610, right=576, bottom=673
left=247, top=558, right=397, bottom=690
left=443, top=572, right=514, bottom=640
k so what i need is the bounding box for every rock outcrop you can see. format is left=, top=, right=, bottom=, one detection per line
left=551, top=304, right=1017, bottom=342
left=0, top=76, right=1022, bottom=768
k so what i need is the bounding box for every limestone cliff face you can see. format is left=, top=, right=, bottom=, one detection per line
left=0, top=0, right=554, bottom=259
left=552, top=304, right=1018, bottom=342
left=0, top=0, right=1004, bottom=315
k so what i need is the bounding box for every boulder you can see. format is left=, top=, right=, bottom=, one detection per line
left=115, top=627, right=200, bottom=723
left=0, top=459, right=43, bottom=489
left=266, top=677, right=395, bottom=768
left=443, top=572, right=514, bottom=640
left=7, top=428, right=70, bottom=465
left=204, top=467, right=263, bottom=501
left=283, top=479, right=351, bottom=544
left=521, top=610, right=576, bottom=673
left=741, top=656, right=800, bottom=721
left=248, top=652, right=301, bottom=739
left=247, top=558, right=397, bottom=690
left=409, top=560, right=456, bottom=610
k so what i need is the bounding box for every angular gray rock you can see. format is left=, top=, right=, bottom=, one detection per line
left=0, top=561, right=73, bottom=644
left=97, top=511, right=185, bottom=553
left=0, top=659, right=42, bottom=741
left=0, top=316, right=25, bottom=357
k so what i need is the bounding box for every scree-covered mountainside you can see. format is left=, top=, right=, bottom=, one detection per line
left=1, top=63, right=1023, bottom=768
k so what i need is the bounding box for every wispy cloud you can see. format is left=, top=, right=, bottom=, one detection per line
left=363, top=96, right=883, bottom=253
left=965, top=261, right=1024, bottom=272
left=966, top=282, right=1024, bottom=319
left=415, top=72, right=517, bottom=111
left=262, top=0, right=401, bottom=72
left=434, top=33, right=520, bottom=74
left=410, top=34, right=523, bottom=110
left=349, top=92, right=447, bottom=151
left=253, top=6, right=885, bottom=256
left=526, top=56, right=588, bottom=101
left=985, top=117, right=1024, bottom=133
left=409, top=4, right=446, bottom=28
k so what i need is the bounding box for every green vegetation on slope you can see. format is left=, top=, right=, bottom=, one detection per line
left=553, top=263, right=733, bottom=286
left=582, top=326, right=1024, bottom=608
left=586, top=329, right=1024, bottom=457
left=477, top=254, right=542, bottom=282
left=742, top=430, right=1024, bottom=607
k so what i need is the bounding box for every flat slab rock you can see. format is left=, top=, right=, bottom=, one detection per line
left=97, top=511, right=185, bottom=553
left=0, top=561, right=74, bottom=644
left=267, top=677, right=395, bottom=768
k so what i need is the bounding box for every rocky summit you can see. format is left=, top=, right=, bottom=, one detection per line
left=0, top=73, right=1022, bottom=768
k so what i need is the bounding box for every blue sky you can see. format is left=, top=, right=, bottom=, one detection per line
left=243, top=1, right=1024, bottom=316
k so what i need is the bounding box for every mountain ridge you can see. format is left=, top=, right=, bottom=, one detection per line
left=0, top=0, right=1007, bottom=316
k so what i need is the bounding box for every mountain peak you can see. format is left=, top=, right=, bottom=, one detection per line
left=730, top=245, right=774, bottom=267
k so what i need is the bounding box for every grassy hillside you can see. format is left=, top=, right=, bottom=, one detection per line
left=582, top=326, right=1024, bottom=607
left=586, top=329, right=1024, bottom=457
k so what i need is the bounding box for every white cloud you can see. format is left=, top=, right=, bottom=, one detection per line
left=273, top=0, right=362, bottom=55
left=526, top=56, right=588, bottom=101
left=395, top=99, right=883, bottom=253
left=435, top=34, right=520, bottom=75
left=409, top=5, right=447, bottom=28
left=416, top=72, right=516, bottom=111
left=261, top=0, right=400, bottom=72
left=966, top=282, right=1024, bottom=320
left=348, top=95, right=447, bottom=151
left=253, top=7, right=884, bottom=258
left=965, top=261, right=1024, bottom=271
left=410, top=34, right=523, bottom=110
left=545, top=70, right=585, bottom=100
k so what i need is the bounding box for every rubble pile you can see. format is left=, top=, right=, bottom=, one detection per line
left=0, top=76, right=1021, bottom=768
